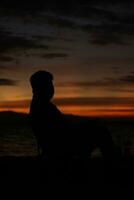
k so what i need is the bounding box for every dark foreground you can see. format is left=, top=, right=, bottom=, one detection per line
left=0, top=156, right=134, bottom=185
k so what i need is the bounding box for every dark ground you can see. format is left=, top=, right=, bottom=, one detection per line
left=0, top=156, right=134, bottom=185
left=0, top=112, right=134, bottom=186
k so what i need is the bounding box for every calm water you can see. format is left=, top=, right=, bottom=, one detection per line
left=0, top=126, right=37, bottom=156
left=0, top=113, right=134, bottom=156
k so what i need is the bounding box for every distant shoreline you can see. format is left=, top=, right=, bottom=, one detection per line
left=0, top=110, right=134, bottom=119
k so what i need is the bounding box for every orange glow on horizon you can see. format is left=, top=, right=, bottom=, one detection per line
left=0, top=97, right=134, bottom=117
left=0, top=108, right=29, bottom=113
left=0, top=105, right=134, bottom=118
left=59, top=105, right=134, bottom=117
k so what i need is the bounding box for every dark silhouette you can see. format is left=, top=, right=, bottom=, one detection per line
left=29, top=70, right=116, bottom=183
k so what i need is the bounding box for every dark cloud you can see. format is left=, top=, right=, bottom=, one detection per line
left=0, top=1, right=134, bottom=50
left=56, top=78, right=121, bottom=88
left=81, top=22, right=133, bottom=45
left=73, top=2, right=134, bottom=45
left=1, top=1, right=133, bottom=17
left=108, top=88, right=134, bottom=93
left=0, top=2, right=78, bottom=17
left=1, top=96, right=134, bottom=108
left=41, top=53, right=68, bottom=59
left=0, top=26, right=50, bottom=62
left=100, top=73, right=134, bottom=86
left=32, top=35, right=74, bottom=42
left=54, top=97, right=134, bottom=106
left=0, top=33, right=49, bottom=54
left=0, top=78, right=18, bottom=86
left=56, top=72, right=134, bottom=88
left=41, top=15, right=77, bottom=29
left=0, top=65, right=7, bottom=69
left=0, top=56, right=15, bottom=62
left=89, top=32, right=126, bottom=45
left=0, top=25, right=71, bottom=63
left=119, top=73, right=134, bottom=83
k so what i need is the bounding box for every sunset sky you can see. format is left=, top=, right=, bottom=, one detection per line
left=0, top=1, right=134, bottom=117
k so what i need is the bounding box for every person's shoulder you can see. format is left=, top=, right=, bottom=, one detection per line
left=50, top=102, right=62, bottom=115
left=49, top=102, right=58, bottom=110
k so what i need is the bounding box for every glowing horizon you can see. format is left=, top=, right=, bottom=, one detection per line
left=1, top=97, right=134, bottom=117
left=1, top=107, right=134, bottom=118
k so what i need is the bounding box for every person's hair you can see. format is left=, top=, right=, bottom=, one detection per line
left=30, top=70, right=54, bottom=99
left=30, top=70, right=53, bottom=89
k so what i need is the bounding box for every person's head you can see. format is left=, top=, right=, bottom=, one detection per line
left=30, top=70, right=54, bottom=101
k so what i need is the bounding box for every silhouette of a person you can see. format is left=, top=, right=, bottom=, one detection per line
left=29, top=70, right=116, bottom=182
left=30, top=71, right=65, bottom=156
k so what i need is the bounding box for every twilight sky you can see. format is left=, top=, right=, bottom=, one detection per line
left=0, top=1, right=134, bottom=117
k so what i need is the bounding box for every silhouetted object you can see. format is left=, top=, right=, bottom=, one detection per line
left=29, top=70, right=116, bottom=183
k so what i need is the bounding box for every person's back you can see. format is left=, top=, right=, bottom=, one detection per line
left=29, top=70, right=117, bottom=183
left=30, top=71, right=66, bottom=158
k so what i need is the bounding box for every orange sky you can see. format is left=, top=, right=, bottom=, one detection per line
left=0, top=98, right=134, bottom=117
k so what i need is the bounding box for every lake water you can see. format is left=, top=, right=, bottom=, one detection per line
left=0, top=113, right=134, bottom=156
left=0, top=126, right=37, bottom=156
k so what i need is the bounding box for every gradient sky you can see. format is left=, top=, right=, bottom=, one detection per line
left=0, top=1, right=134, bottom=117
